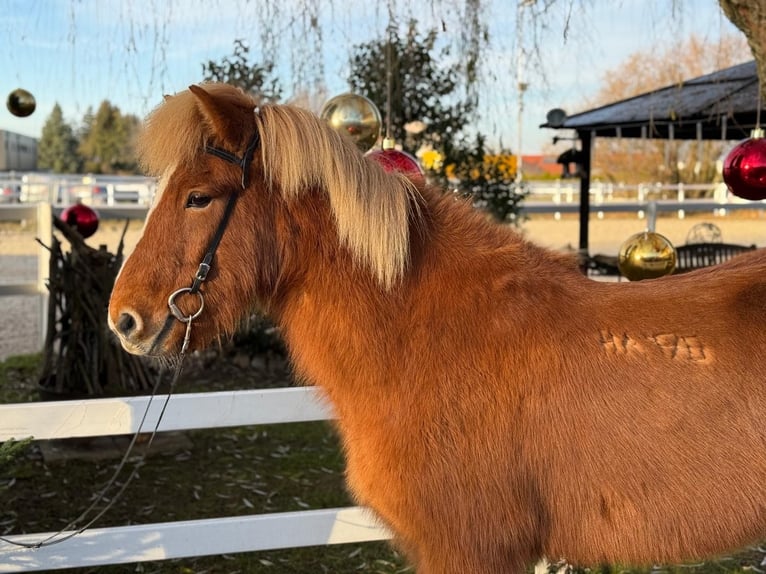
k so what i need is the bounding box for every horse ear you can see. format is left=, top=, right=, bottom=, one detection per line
left=188, top=84, right=247, bottom=143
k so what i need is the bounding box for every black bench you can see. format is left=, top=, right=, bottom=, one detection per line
left=673, top=242, right=757, bottom=273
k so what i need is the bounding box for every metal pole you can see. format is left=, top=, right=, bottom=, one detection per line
left=578, top=131, right=592, bottom=263
left=515, top=1, right=529, bottom=184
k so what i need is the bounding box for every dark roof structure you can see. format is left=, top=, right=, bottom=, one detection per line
left=538, top=60, right=760, bottom=258
left=540, top=60, right=759, bottom=141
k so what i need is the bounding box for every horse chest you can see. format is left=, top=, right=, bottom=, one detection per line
left=336, top=407, right=439, bottom=522
left=336, top=401, right=509, bottom=535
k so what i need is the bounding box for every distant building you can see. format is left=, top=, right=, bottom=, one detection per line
left=0, top=130, right=37, bottom=171
left=521, top=155, right=563, bottom=179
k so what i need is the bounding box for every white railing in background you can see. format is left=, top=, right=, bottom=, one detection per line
left=0, top=203, right=151, bottom=299
left=0, top=204, right=51, bottom=350
left=0, top=172, right=156, bottom=207
left=0, top=387, right=391, bottom=572
left=0, top=172, right=753, bottom=212
left=521, top=180, right=752, bottom=219
left=0, top=204, right=149, bottom=347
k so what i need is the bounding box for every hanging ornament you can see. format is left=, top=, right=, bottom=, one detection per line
left=6, top=88, right=36, bottom=117
left=320, top=93, right=382, bottom=153
left=60, top=202, right=100, bottom=239
left=617, top=231, right=676, bottom=281
left=366, top=137, right=424, bottom=180
left=722, top=128, right=766, bottom=201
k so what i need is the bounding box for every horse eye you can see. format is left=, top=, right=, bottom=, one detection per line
left=186, top=193, right=212, bottom=209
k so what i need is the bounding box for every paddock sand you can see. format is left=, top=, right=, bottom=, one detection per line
left=2, top=212, right=765, bottom=360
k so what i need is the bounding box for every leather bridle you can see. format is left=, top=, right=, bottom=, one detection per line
left=165, top=126, right=261, bottom=349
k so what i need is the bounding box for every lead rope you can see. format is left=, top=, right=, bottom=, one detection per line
left=16, top=280, right=205, bottom=547
left=1, top=125, right=259, bottom=551
left=0, top=311, right=198, bottom=550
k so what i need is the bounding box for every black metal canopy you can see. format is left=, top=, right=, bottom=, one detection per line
left=542, top=60, right=759, bottom=141
left=538, top=60, right=759, bottom=257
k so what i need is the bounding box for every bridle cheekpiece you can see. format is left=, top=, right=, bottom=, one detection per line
left=166, top=119, right=261, bottom=352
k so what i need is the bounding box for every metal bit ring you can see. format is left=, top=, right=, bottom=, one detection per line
left=167, top=287, right=205, bottom=323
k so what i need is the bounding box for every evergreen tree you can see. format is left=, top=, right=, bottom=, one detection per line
left=348, top=20, right=526, bottom=224
left=79, top=101, right=139, bottom=174
left=116, top=113, right=140, bottom=173
left=38, top=104, right=81, bottom=173
left=202, top=39, right=282, bottom=102
left=348, top=20, right=474, bottom=156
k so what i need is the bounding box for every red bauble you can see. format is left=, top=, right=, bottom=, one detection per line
left=367, top=148, right=424, bottom=180
left=61, top=203, right=99, bottom=238
left=722, top=136, right=766, bottom=201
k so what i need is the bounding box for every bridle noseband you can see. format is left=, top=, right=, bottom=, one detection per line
left=166, top=126, right=261, bottom=351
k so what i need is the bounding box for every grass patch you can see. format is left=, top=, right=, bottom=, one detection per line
left=0, top=352, right=42, bottom=403
left=2, top=422, right=409, bottom=573
left=2, top=352, right=766, bottom=573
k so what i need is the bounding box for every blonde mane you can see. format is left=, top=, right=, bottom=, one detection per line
left=255, top=105, right=419, bottom=288
left=137, top=85, right=419, bottom=288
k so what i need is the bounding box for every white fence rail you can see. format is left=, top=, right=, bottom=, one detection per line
left=0, top=173, right=156, bottom=206
left=0, top=204, right=149, bottom=299
left=522, top=181, right=766, bottom=220
left=0, top=387, right=391, bottom=572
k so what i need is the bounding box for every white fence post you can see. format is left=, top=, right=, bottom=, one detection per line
left=677, top=182, right=685, bottom=220
left=594, top=182, right=604, bottom=220
left=36, top=202, right=52, bottom=346
left=553, top=181, right=562, bottom=221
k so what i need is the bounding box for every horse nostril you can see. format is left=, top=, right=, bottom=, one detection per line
left=116, top=312, right=137, bottom=336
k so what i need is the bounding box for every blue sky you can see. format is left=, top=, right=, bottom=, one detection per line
left=0, top=0, right=746, bottom=154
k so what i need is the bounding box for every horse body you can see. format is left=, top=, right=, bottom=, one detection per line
left=278, top=187, right=766, bottom=572
left=108, top=83, right=766, bottom=573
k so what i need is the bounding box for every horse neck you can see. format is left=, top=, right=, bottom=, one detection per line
left=269, top=186, right=531, bottom=406
left=270, top=188, right=401, bottom=396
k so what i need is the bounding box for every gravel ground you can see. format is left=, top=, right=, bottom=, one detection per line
left=0, top=256, right=40, bottom=360
left=1, top=211, right=765, bottom=361
left=0, top=219, right=144, bottom=361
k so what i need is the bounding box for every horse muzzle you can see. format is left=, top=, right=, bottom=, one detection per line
left=108, top=306, right=176, bottom=357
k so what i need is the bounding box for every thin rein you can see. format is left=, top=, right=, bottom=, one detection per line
left=0, top=123, right=261, bottom=550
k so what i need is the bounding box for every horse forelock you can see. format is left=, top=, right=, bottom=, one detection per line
left=255, top=105, right=420, bottom=289
left=137, top=95, right=204, bottom=177
left=137, top=83, right=258, bottom=177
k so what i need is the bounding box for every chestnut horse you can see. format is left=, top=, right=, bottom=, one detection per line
left=109, top=83, right=766, bottom=573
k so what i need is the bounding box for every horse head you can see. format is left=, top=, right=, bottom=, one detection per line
left=108, top=84, right=279, bottom=356
left=108, top=83, right=418, bottom=358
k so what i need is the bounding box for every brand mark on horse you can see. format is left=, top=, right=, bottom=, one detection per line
left=599, top=330, right=708, bottom=362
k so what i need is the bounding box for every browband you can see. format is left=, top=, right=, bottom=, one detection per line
left=204, top=127, right=261, bottom=189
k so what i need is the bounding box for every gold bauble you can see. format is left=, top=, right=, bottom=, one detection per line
left=320, top=93, right=381, bottom=153
left=6, top=88, right=36, bottom=117
left=618, top=231, right=677, bottom=281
